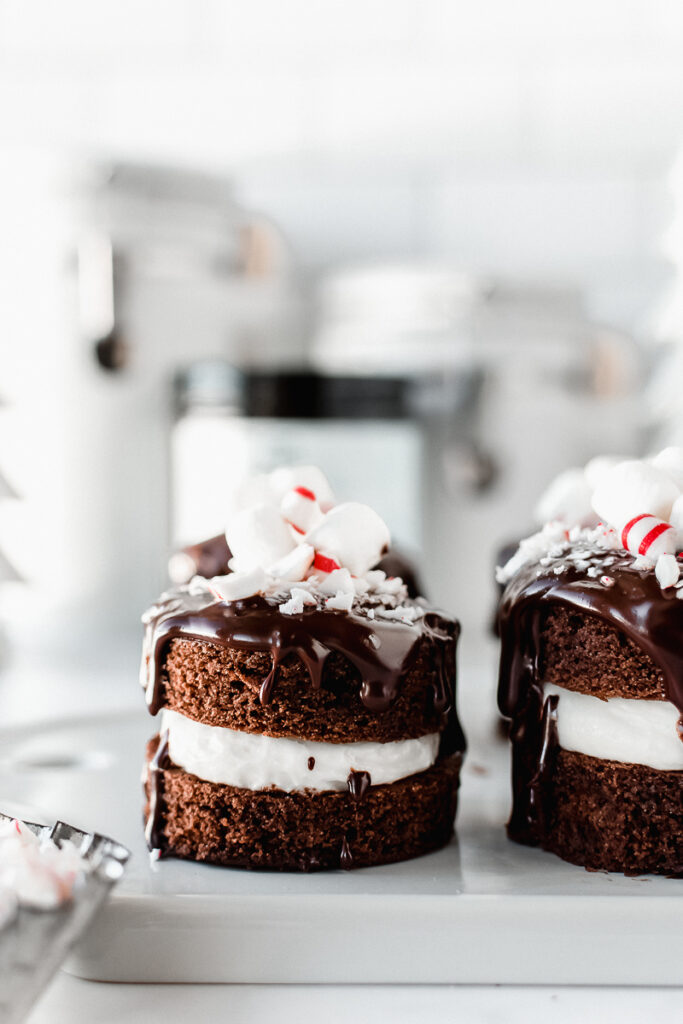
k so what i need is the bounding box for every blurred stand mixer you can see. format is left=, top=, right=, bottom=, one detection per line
left=0, top=161, right=303, bottom=659
left=0, top=156, right=645, bottom=664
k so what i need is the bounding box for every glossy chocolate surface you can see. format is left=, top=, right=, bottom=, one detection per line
left=142, top=587, right=464, bottom=755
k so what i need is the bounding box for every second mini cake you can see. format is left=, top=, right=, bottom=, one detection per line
left=497, top=450, right=683, bottom=876
left=142, top=468, right=464, bottom=871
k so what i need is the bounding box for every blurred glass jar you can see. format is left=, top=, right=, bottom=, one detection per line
left=171, top=363, right=424, bottom=553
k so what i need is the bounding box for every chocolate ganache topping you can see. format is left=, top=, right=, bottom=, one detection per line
left=141, top=584, right=464, bottom=755
left=498, top=542, right=683, bottom=720
left=497, top=536, right=683, bottom=844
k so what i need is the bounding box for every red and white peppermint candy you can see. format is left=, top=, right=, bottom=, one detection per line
left=281, top=486, right=324, bottom=536
left=620, top=513, right=677, bottom=561
left=312, top=552, right=341, bottom=574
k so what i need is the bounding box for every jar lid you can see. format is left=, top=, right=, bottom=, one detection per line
left=243, top=371, right=411, bottom=420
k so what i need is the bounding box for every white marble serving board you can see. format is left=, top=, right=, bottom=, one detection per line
left=1, top=705, right=681, bottom=986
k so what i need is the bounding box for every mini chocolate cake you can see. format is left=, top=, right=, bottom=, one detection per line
left=497, top=451, right=683, bottom=876
left=142, top=468, right=463, bottom=871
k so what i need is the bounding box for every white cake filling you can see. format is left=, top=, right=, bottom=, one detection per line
left=544, top=683, right=683, bottom=771
left=159, top=708, right=440, bottom=792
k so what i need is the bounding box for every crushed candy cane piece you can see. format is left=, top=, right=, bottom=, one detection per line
left=279, top=587, right=318, bottom=616
left=325, top=591, right=354, bottom=612
left=655, top=553, right=680, bottom=590
left=267, top=544, right=314, bottom=582
left=209, top=568, right=268, bottom=602
left=312, top=552, right=341, bottom=574
left=318, top=567, right=355, bottom=596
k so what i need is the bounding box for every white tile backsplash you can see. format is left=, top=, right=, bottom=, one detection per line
left=1, top=0, right=682, bottom=331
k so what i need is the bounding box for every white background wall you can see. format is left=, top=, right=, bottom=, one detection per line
left=1, top=0, right=682, bottom=331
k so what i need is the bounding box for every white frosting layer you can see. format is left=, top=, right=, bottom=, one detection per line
left=544, top=683, right=683, bottom=771
left=160, top=709, right=440, bottom=792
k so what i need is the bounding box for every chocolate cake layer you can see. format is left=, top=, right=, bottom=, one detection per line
left=159, top=636, right=452, bottom=744
left=144, top=736, right=461, bottom=871
left=539, top=606, right=665, bottom=701
left=512, top=746, right=683, bottom=876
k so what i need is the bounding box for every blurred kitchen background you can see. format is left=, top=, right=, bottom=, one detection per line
left=2, top=0, right=683, bottom=697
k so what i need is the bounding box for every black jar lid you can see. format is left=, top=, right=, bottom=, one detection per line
left=244, top=371, right=410, bottom=420
left=176, top=363, right=412, bottom=420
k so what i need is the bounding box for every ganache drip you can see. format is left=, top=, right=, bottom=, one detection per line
left=497, top=542, right=683, bottom=843
left=141, top=588, right=464, bottom=754
left=144, top=731, right=171, bottom=853
left=340, top=835, right=353, bottom=870
left=347, top=769, right=371, bottom=801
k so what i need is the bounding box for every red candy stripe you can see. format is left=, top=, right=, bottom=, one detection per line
left=621, top=513, right=649, bottom=550
left=294, top=486, right=316, bottom=501
left=313, top=553, right=340, bottom=574
left=638, top=521, right=671, bottom=555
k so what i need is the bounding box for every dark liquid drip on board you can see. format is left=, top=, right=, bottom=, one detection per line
left=497, top=545, right=683, bottom=843
left=142, top=591, right=465, bottom=756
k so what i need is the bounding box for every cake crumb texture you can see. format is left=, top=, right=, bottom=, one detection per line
left=512, top=747, right=683, bottom=876
left=539, top=606, right=666, bottom=700
left=160, top=637, right=452, bottom=743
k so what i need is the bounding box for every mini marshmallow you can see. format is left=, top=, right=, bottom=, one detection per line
left=655, top=553, right=680, bottom=589
left=305, top=502, right=390, bottom=576
left=669, top=494, right=683, bottom=546
left=226, top=503, right=295, bottom=573
left=620, top=514, right=678, bottom=562
left=281, top=487, right=324, bottom=536
left=209, top=568, right=268, bottom=602
left=534, top=467, right=594, bottom=527
left=584, top=455, right=629, bottom=491
left=268, top=466, right=335, bottom=509
left=267, top=544, right=315, bottom=583
left=652, top=447, right=683, bottom=491
left=591, top=460, right=680, bottom=529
